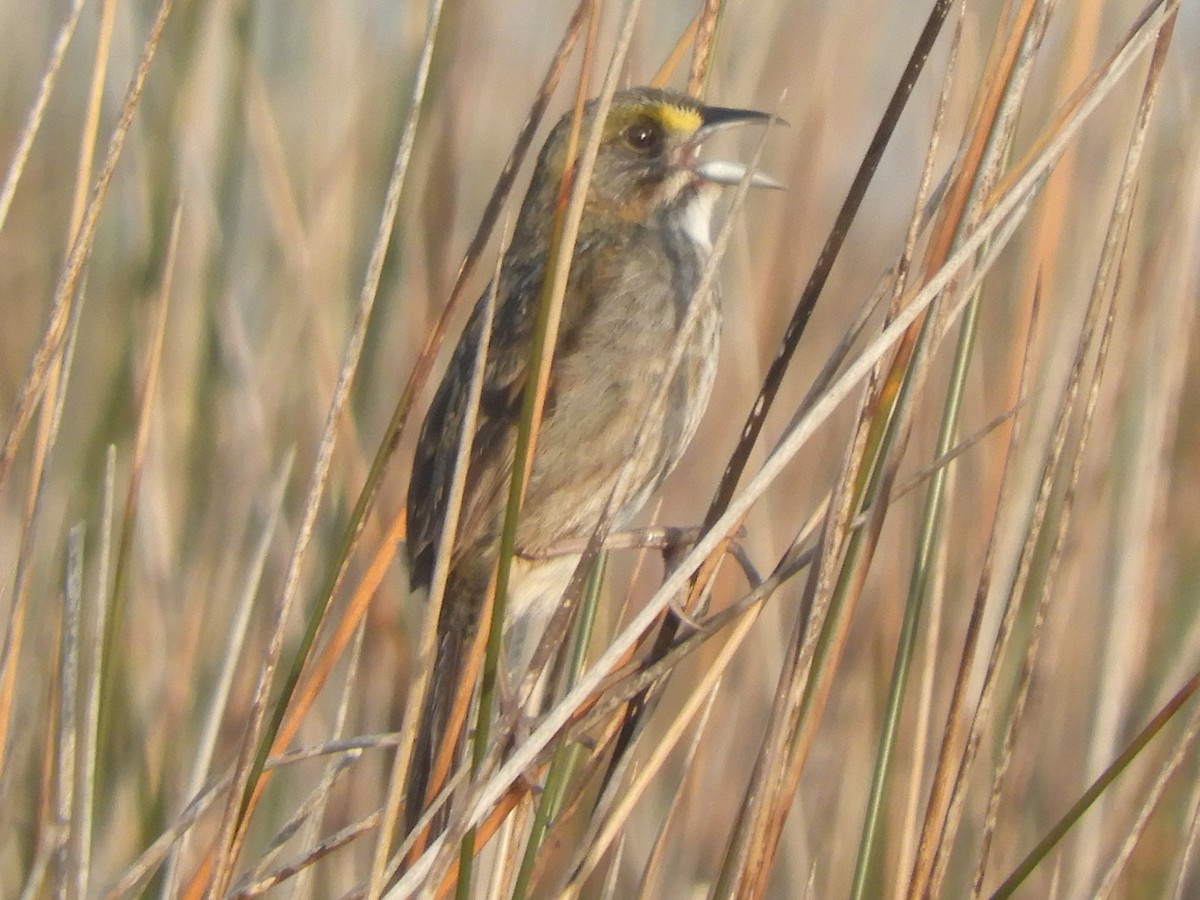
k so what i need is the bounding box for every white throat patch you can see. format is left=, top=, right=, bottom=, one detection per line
left=682, top=189, right=717, bottom=252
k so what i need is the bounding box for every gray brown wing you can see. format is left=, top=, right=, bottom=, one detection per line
left=406, top=272, right=540, bottom=591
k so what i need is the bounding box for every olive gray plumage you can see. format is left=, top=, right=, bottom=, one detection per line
left=403, top=87, right=776, bottom=836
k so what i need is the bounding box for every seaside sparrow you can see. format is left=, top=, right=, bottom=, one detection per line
left=404, top=87, right=779, bottom=831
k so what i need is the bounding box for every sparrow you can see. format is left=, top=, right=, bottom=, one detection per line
left=404, top=86, right=778, bottom=833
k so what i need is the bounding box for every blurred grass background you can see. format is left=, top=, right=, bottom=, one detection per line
left=1, top=0, right=1199, bottom=896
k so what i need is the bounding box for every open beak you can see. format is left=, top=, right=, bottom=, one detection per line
left=691, top=104, right=785, bottom=190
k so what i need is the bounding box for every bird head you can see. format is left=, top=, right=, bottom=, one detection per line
left=513, top=87, right=781, bottom=254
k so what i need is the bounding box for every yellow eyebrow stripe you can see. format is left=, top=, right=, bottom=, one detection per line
left=610, top=101, right=703, bottom=138
left=656, top=104, right=703, bottom=135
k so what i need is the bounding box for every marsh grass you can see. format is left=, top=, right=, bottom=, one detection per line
left=1, top=0, right=1198, bottom=896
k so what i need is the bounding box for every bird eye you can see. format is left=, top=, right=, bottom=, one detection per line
left=622, top=119, right=663, bottom=152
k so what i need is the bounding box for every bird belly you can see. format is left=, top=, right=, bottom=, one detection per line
left=517, top=286, right=719, bottom=552
left=503, top=552, right=581, bottom=679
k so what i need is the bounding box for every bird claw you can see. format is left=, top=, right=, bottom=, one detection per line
left=667, top=595, right=707, bottom=630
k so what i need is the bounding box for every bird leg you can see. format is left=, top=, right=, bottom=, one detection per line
left=514, top=524, right=693, bottom=559
left=520, top=525, right=761, bottom=634
left=522, top=524, right=761, bottom=588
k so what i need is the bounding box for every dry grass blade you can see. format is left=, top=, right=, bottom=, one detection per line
left=922, top=227, right=1085, bottom=896
left=66, top=0, right=119, bottom=242
left=0, top=0, right=87, bottom=234
left=19, top=836, right=58, bottom=900
left=230, top=493, right=406, bottom=869
left=597, top=837, right=625, bottom=900
left=1171, top=757, right=1200, bottom=899
left=63, top=7, right=124, bottom=875
left=890, top=399, right=1030, bottom=503
left=688, top=0, right=723, bottom=96
left=51, top=524, right=84, bottom=895
left=893, top=532, right=949, bottom=900
left=237, top=811, right=380, bottom=898
left=74, top=447, right=116, bottom=900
